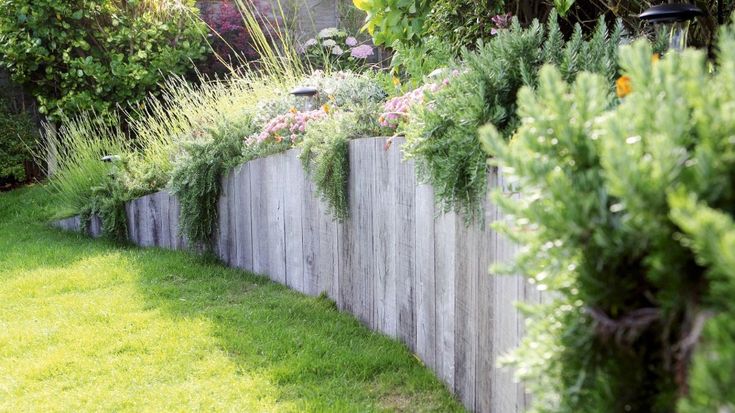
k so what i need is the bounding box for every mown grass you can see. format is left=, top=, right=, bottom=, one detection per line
left=0, top=185, right=465, bottom=412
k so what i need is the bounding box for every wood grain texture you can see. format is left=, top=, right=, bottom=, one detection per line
left=52, top=138, right=538, bottom=413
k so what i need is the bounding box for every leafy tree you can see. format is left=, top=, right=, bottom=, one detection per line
left=0, top=0, right=208, bottom=119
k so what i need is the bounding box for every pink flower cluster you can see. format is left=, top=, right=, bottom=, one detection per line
left=379, top=83, right=442, bottom=129
left=256, top=108, right=329, bottom=143
left=350, top=44, right=374, bottom=59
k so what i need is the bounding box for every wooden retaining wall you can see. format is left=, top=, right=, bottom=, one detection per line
left=54, top=137, right=539, bottom=413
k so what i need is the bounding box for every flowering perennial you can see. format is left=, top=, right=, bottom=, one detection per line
left=253, top=108, right=330, bottom=144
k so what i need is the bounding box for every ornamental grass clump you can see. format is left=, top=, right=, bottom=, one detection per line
left=480, top=24, right=735, bottom=412
left=404, top=11, right=622, bottom=222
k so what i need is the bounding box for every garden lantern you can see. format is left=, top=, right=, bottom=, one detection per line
left=290, top=86, right=319, bottom=111
left=640, top=3, right=703, bottom=53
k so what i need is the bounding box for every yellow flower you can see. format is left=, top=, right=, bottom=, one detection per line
left=392, top=75, right=401, bottom=87
left=289, top=107, right=297, bottom=114
left=616, top=75, right=632, bottom=98
left=322, top=104, right=331, bottom=114
left=652, top=53, right=660, bottom=64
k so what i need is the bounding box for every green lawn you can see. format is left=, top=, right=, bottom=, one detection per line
left=0, top=186, right=464, bottom=412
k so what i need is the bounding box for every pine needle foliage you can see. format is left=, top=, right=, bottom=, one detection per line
left=480, top=21, right=735, bottom=412
left=404, top=11, right=622, bottom=223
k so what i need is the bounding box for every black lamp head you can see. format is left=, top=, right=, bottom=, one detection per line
left=639, top=3, right=703, bottom=23
left=290, top=86, right=319, bottom=97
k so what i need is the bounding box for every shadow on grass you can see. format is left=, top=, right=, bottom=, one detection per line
left=127, top=246, right=464, bottom=412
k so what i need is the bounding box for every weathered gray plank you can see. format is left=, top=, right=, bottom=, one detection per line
left=491, top=171, right=525, bottom=413
left=160, top=191, right=172, bottom=249
left=454, top=219, right=480, bottom=409
left=434, top=211, right=457, bottom=388
left=347, top=138, right=375, bottom=327
left=392, top=138, right=417, bottom=351
left=414, top=181, right=437, bottom=372
left=284, top=150, right=306, bottom=293
left=250, top=157, right=269, bottom=275
left=234, top=164, right=254, bottom=270
left=215, top=171, right=233, bottom=264
left=477, top=168, right=498, bottom=413
left=373, top=138, right=397, bottom=338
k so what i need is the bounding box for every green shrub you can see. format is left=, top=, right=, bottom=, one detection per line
left=404, top=12, right=622, bottom=222
left=352, top=0, right=431, bottom=47
left=425, top=0, right=505, bottom=51
left=480, top=26, right=735, bottom=412
left=389, top=37, right=454, bottom=88
left=0, top=94, right=37, bottom=182
left=0, top=0, right=207, bottom=119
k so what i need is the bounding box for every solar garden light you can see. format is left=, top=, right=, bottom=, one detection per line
left=101, top=155, right=121, bottom=163
left=640, top=3, right=704, bottom=53
left=289, top=86, right=319, bottom=111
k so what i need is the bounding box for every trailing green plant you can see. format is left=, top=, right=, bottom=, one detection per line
left=0, top=0, right=207, bottom=119
left=0, top=93, right=37, bottom=183
left=299, top=107, right=386, bottom=221
left=403, top=11, right=622, bottom=222
left=170, top=118, right=255, bottom=248
left=479, top=25, right=735, bottom=412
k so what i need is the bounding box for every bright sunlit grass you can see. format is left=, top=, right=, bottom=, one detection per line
left=0, top=186, right=464, bottom=412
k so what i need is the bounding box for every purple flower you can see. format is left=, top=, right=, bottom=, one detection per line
left=345, top=36, right=358, bottom=47
left=350, top=45, right=374, bottom=59
left=491, top=13, right=512, bottom=35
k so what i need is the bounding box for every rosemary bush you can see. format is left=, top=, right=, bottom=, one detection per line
left=481, top=26, right=735, bottom=412
left=404, top=11, right=622, bottom=222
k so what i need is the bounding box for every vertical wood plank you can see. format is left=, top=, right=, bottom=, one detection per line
left=415, top=181, right=437, bottom=372
left=347, top=138, right=374, bottom=326
left=216, top=171, right=232, bottom=264
left=454, top=220, right=480, bottom=410
left=477, top=168, right=498, bottom=413
left=434, top=211, right=457, bottom=389
left=234, top=163, right=254, bottom=270
left=160, top=191, right=172, bottom=249
left=284, top=150, right=306, bottom=293
left=491, top=171, right=524, bottom=413
left=250, top=157, right=268, bottom=275
left=266, top=153, right=287, bottom=284
left=392, top=138, right=417, bottom=351
left=373, top=138, right=397, bottom=338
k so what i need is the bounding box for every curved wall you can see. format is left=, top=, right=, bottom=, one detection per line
left=54, top=137, right=540, bottom=413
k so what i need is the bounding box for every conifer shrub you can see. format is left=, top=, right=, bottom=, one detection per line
left=404, top=12, right=622, bottom=222
left=480, top=25, right=735, bottom=412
